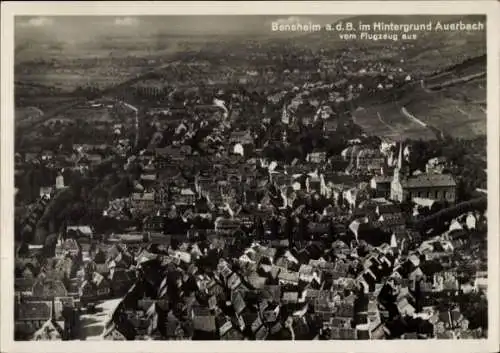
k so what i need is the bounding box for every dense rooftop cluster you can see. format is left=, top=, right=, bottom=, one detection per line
left=14, top=33, right=488, bottom=341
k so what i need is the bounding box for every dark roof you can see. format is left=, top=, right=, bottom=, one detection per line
left=260, top=285, right=281, bottom=302
left=104, top=318, right=136, bottom=340
left=377, top=204, right=402, bottom=215
left=16, top=301, right=52, bottom=321
left=193, top=315, right=216, bottom=332
left=32, top=278, right=68, bottom=298
left=372, top=175, right=393, bottom=184
left=15, top=278, right=35, bottom=292
left=255, top=325, right=269, bottom=340
left=231, top=291, right=247, bottom=315
left=402, top=174, right=456, bottom=188
left=221, top=328, right=244, bottom=340
left=110, top=268, right=131, bottom=282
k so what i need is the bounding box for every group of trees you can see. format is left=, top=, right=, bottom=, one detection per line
left=413, top=196, right=486, bottom=234
left=17, top=154, right=136, bottom=245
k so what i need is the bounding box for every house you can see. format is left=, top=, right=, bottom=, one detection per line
left=66, top=225, right=93, bottom=241
left=32, top=315, right=64, bottom=341
left=154, top=155, right=173, bottom=170
left=474, top=271, right=487, bottom=292
left=370, top=176, right=393, bottom=198
left=82, top=153, right=103, bottom=167
left=238, top=308, right=263, bottom=336
left=231, top=291, right=247, bottom=315
left=429, top=308, right=467, bottom=337
left=41, top=150, right=54, bottom=161
left=221, top=327, right=245, bottom=340
left=15, top=277, right=35, bottom=294
left=426, top=157, right=449, bottom=174
left=143, top=215, right=166, bottom=232
left=53, top=256, right=76, bottom=280
left=32, top=278, right=68, bottom=299
left=229, top=130, right=254, bottom=145
left=396, top=297, right=416, bottom=317
left=79, top=272, right=111, bottom=303
left=25, top=152, right=40, bottom=163
left=356, top=149, right=385, bottom=173
left=227, top=272, right=243, bottom=291
left=140, top=173, right=157, bottom=184
left=277, top=270, right=300, bottom=285
left=214, top=217, right=242, bottom=235
left=195, top=175, right=214, bottom=195
left=306, top=151, right=327, bottom=164
left=262, top=303, right=280, bottom=324
left=337, top=295, right=356, bottom=319
left=130, top=192, right=155, bottom=212
left=55, top=237, right=82, bottom=257
left=323, top=119, right=338, bottom=134
left=15, top=300, right=54, bottom=339
left=192, top=313, right=217, bottom=339
left=39, top=186, right=54, bottom=199
left=174, top=188, right=196, bottom=205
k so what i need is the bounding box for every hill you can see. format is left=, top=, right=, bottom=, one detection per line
left=353, top=67, right=486, bottom=141
left=342, top=15, right=486, bottom=141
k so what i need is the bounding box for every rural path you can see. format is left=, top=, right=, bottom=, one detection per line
left=420, top=80, right=433, bottom=94
left=376, top=112, right=399, bottom=134
left=400, top=107, right=427, bottom=127
left=400, top=106, right=445, bottom=140
left=456, top=106, right=471, bottom=118
left=425, top=71, right=486, bottom=90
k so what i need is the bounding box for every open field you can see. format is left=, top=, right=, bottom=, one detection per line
left=16, top=68, right=146, bottom=93
left=353, top=103, right=436, bottom=141
left=59, top=107, right=114, bottom=123
left=14, top=35, right=217, bottom=93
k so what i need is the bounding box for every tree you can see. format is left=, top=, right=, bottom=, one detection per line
left=285, top=216, right=294, bottom=246
left=43, top=233, right=58, bottom=258
left=298, top=216, right=309, bottom=241
left=328, top=220, right=336, bottom=240
left=459, top=292, right=488, bottom=330
left=269, top=216, right=280, bottom=239
left=17, top=241, right=29, bottom=257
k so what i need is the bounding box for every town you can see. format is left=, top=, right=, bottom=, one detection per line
left=13, top=15, right=488, bottom=341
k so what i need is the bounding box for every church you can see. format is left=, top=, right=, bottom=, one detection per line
left=390, top=143, right=457, bottom=203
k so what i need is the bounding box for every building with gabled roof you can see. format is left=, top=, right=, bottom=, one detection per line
left=390, top=142, right=456, bottom=203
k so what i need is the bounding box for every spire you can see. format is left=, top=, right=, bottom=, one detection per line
left=397, top=140, right=403, bottom=170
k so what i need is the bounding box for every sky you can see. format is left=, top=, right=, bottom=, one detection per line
left=15, top=15, right=349, bottom=42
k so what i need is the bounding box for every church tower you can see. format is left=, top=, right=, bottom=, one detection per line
left=390, top=141, right=406, bottom=202
left=393, top=141, right=404, bottom=182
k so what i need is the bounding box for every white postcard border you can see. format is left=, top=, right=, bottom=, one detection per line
left=1, top=1, right=499, bottom=353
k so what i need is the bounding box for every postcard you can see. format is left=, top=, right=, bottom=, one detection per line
left=1, top=1, right=499, bottom=353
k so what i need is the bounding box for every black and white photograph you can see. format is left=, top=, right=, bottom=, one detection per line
left=1, top=1, right=499, bottom=352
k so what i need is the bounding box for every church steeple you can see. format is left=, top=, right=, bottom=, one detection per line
left=393, top=141, right=403, bottom=181
left=397, top=140, right=403, bottom=170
